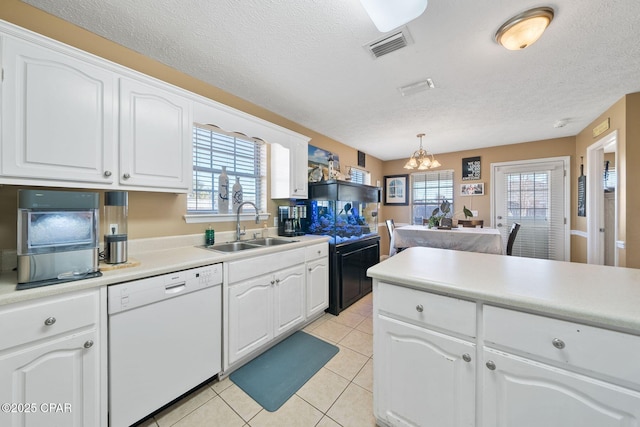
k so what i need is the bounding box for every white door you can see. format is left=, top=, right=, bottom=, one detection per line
left=306, top=259, right=329, bottom=318
left=0, top=330, right=99, bottom=427
left=375, top=315, right=475, bottom=427
left=1, top=36, right=115, bottom=184
left=492, top=157, right=570, bottom=261
left=483, top=348, right=640, bottom=427
left=119, top=77, right=192, bottom=191
left=227, top=276, right=273, bottom=364
left=273, top=265, right=305, bottom=337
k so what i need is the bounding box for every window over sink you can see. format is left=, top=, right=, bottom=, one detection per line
left=188, top=124, right=266, bottom=214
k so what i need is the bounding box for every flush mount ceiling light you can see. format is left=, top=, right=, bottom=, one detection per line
left=495, top=7, right=554, bottom=50
left=404, top=133, right=441, bottom=170
left=360, top=0, right=428, bottom=32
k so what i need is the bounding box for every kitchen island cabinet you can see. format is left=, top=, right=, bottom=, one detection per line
left=368, top=247, right=640, bottom=427
left=0, top=288, right=106, bottom=427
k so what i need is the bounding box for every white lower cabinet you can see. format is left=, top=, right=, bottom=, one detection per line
left=305, top=243, right=329, bottom=319
left=482, top=348, right=640, bottom=426
left=0, top=288, right=105, bottom=427
left=376, top=315, right=476, bottom=427
left=373, top=280, right=640, bottom=427
left=227, top=262, right=305, bottom=366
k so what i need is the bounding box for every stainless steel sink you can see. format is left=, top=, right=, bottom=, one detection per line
left=202, top=237, right=297, bottom=253
left=246, top=237, right=298, bottom=246
left=204, top=241, right=262, bottom=252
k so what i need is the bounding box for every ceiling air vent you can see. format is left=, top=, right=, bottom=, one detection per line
left=365, top=27, right=413, bottom=59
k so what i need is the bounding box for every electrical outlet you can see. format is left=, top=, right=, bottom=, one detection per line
left=273, top=217, right=278, bottom=227
left=471, top=210, right=478, bottom=217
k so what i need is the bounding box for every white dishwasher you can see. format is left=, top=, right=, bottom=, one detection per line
left=108, top=264, right=222, bottom=427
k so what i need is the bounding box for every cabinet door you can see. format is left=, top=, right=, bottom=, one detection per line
left=290, top=139, right=308, bottom=198
left=306, top=258, right=329, bottom=318
left=483, top=348, right=640, bottom=427
left=1, top=36, right=115, bottom=184
left=270, top=139, right=308, bottom=199
left=119, top=77, right=192, bottom=191
left=274, top=265, right=305, bottom=337
left=227, top=276, right=273, bottom=364
left=0, top=330, right=99, bottom=427
left=375, top=315, right=475, bottom=427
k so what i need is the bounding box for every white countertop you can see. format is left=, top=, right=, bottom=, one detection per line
left=0, top=234, right=329, bottom=306
left=367, top=247, right=640, bottom=333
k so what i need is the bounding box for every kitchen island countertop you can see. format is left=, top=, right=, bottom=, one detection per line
left=0, top=234, right=329, bottom=306
left=368, top=247, right=640, bottom=333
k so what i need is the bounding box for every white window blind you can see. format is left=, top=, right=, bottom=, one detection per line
left=189, top=124, right=266, bottom=213
left=501, top=162, right=565, bottom=260
left=411, top=170, right=454, bottom=225
left=350, top=167, right=370, bottom=185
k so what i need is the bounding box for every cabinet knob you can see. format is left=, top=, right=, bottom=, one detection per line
left=123, top=173, right=131, bottom=179
left=552, top=338, right=566, bottom=349
left=44, top=317, right=56, bottom=326
left=275, top=278, right=280, bottom=283
left=308, top=267, right=312, bottom=272
left=416, top=304, right=424, bottom=313
left=104, top=170, right=112, bottom=177
left=317, top=250, right=321, bottom=255
left=83, top=340, right=94, bottom=349
left=462, top=353, right=472, bottom=363
left=270, top=280, right=275, bottom=285
left=486, top=360, right=496, bottom=370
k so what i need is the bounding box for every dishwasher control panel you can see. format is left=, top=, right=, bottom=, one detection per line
left=108, top=264, right=222, bottom=314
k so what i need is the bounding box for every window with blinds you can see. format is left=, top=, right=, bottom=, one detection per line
left=349, top=167, right=370, bottom=185
left=499, top=160, right=566, bottom=260
left=188, top=124, right=266, bottom=213
left=411, top=170, right=454, bottom=224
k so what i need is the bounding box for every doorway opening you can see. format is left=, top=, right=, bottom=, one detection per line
left=586, top=131, right=618, bottom=266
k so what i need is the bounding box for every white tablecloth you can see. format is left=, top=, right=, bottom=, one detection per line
left=390, top=225, right=504, bottom=256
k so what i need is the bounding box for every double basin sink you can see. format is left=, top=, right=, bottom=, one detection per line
left=202, top=237, right=298, bottom=253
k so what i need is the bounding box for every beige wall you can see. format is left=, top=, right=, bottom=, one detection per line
left=378, top=137, right=576, bottom=256
left=0, top=1, right=383, bottom=249
left=574, top=93, right=640, bottom=268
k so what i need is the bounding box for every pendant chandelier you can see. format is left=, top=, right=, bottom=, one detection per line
left=403, top=133, right=441, bottom=170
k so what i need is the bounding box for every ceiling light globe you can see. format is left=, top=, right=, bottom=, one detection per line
left=495, top=7, right=554, bottom=50
left=430, top=159, right=441, bottom=168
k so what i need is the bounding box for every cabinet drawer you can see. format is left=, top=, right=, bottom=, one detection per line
left=0, top=290, right=99, bottom=351
left=484, top=305, right=640, bottom=386
left=305, top=243, right=328, bottom=261
left=227, top=249, right=305, bottom=284
left=378, top=282, right=476, bottom=337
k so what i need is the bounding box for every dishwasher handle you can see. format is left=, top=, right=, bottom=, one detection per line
left=165, top=282, right=187, bottom=294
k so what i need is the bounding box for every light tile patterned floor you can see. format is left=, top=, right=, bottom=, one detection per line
left=137, top=293, right=375, bottom=427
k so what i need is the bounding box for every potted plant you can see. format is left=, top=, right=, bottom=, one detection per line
left=427, top=199, right=451, bottom=228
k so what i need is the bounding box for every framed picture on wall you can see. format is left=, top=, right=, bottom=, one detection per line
left=462, top=156, right=481, bottom=181
left=384, top=175, right=409, bottom=205
left=460, top=182, right=484, bottom=196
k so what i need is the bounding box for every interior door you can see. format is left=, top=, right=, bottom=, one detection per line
left=492, top=157, right=569, bottom=261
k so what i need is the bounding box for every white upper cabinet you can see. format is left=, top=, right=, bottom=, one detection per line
left=119, top=77, right=192, bottom=191
left=1, top=35, right=116, bottom=184
left=271, top=137, right=308, bottom=199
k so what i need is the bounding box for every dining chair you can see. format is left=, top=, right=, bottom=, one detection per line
left=385, top=219, right=405, bottom=254
left=506, top=222, right=521, bottom=256
left=458, top=219, right=484, bottom=228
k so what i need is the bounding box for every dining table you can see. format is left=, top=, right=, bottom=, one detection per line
left=389, top=225, right=504, bottom=256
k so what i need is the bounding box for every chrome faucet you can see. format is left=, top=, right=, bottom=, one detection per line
left=236, top=201, right=260, bottom=241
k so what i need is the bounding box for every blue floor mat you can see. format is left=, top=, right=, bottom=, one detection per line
left=230, top=331, right=339, bottom=412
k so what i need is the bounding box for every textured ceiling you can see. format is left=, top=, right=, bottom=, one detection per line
left=22, top=0, right=640, bottom=161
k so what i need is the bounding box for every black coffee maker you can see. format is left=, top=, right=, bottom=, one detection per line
left=278, top=205, right=307, bottom=237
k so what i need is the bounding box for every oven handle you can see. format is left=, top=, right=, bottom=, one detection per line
left=165, top=282, right=186, bottom=294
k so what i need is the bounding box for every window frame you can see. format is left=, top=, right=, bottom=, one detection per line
left=410, top=170, right=454, bottom=225
left=185, top=123, right=267, bottom=223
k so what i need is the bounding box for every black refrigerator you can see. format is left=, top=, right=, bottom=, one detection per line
left=304, top=180, right=381, bottom=315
